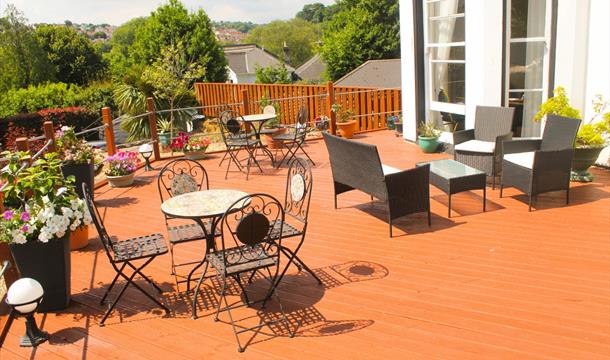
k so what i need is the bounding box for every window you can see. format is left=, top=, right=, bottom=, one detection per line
left=424, top=0, right=466, bottom=114
left=505, top=0, right=551, bottom=137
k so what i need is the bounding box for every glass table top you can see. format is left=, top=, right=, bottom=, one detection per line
left=417, top=159, right=484, bottom=179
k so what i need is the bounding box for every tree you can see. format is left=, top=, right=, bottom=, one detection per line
left=255, top=64, right=292, bottom=84
left=319, top=0, right=400, bottom=80
left=0, top=5, right=54, bottom=92
left=129, top=0, right=227, bottom=82
left=296, top=3, right=339, bottom=23
left=106, top=17, right=147, bottom=81
left=35, top=24, right=105, bottom=85
left=245, top=18, right=320, bottom=67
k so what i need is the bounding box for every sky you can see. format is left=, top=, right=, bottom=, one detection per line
left=0, top=0, right=336, bottom=25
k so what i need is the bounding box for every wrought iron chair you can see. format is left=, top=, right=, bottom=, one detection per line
left=259, top=105, right=278, bottom=136
left=191, top=193, right=294, bottom=352
left=453, top=106, right=515, bottom=189
left=273, top=106, right=315, bottom=168
left=217, top=110, right=262, bottom=180
left=157, top=159, right=213, bottom=290
left=82, top=184, right=169, bottom=326
left=266, top=157, right=321, bottom=285
left=500, top=115, right=581, bottom=211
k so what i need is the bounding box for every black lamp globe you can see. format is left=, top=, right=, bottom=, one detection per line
left=6, top=278, right=49, bottom=347
left=138, top=143, right=155, bottom=171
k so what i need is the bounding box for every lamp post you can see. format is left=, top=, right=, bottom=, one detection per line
left=6, top=278, right=49, bottom=347
left=138, top=143, right=155, bottom=171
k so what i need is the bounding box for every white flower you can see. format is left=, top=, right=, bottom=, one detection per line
left=61, top=125, right=70, bottom=132
left=56, top=187, right=68, bottom=198
left=38, top=230, right=50, bottom=243
left=42, top=196, right=50, bottom=204
left=13, top=233, right=27, bottom=244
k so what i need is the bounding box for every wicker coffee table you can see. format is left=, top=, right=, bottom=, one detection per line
left=417, top=159, right=486, bottom=217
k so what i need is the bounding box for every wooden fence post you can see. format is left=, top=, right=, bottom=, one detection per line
left=101, top=107, right=116, bottom=156
left=146, top=97, right=161, bottom=161
left=241, top=89, right=250, bottom=115
left=326, top=81, right=337, bottom=135
left=15, top=138, right=29, bottom=153
left=43, top=121, right=56, bottom=153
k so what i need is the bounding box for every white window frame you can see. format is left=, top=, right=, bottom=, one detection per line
left=423, top=0, right=467, bottom=116
left=504, top=0, right=553, bottom=114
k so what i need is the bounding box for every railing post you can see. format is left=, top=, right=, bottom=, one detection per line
left=146, top=97, right=161, bottom=161
left=43, top=121, right=56, bottom=153
left=326, top=81, right=337, bottom=135
left=101, top=107, right=116, bottom=156
left=241, top=89, right=250, bottom=115
left=15, top=137, right=29, bottom=153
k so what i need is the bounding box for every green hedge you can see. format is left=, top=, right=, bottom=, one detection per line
left=0, top=82, right=115, bottom=118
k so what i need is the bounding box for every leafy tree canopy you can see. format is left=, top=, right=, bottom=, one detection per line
left=245, top=18, right=320, bottom=68
left=0, top=5, right=54, bottom=92
left=106, top=17, right=147, bottom=81
left=296, top=3, right=339, bottom=23
left=35, top=24, right=105, bottom=85
left=319, top=0, right=400, bottom=80
left=255, top=64, right=292, bottom=84
left=212, top=21, right=258, bottom=33
left=128, top=0, right=227, bottom=83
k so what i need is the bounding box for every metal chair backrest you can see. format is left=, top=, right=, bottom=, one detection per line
left=291, top=106, right=309, bottom=141
left=263, top=105, right=276, bottom=115
left=473, top=106, right=515, bottom=142
left=81, top=183, right=114, bottom=262
left=219, top=193, right=284, bottom=268
left=157, top=158, right=209, bottom=203
left=218, top=110, right=248, bottom=143
left=540, top=115, right=581, bottom=151
left=284, top=157, right=313, bottom=224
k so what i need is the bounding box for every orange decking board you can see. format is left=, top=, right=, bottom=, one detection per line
left=1, top=131, right=609, bottom=359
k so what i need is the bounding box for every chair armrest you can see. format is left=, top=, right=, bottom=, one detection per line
left=453, top=129, right=474, bottom=145
left=533, top=148, right=574, bottom=172
left=502, top=139, right=542, bottom=155
left=384, top=165, right=430, bottom=220
left=494, top=132, right=513, bottom=156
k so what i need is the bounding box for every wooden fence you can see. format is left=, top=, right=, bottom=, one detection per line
left=195, top=82, right=402, bottom=133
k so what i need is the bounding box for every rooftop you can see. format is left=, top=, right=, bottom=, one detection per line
left=2, top=131, right=609, bottom=358
left=335, top=59, right=402, bottom=88
left=224, top=44, right=294, bottom=75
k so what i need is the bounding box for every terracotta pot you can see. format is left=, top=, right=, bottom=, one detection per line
left=106, top=172, right=135, bottom=187
left=337, top=120, right=357, bottom=139
left=261, top=128, right=287, bottom=149
left=70, top=225, right=89, bottom=250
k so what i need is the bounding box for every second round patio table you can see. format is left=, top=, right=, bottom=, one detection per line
left=160, top=189, right=249, bottom=291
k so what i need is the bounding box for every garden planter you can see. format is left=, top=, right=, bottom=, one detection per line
left=158, top=133, right=171, bottom=146
left=261, top=128, right=287, bottom=149
left=183, top=150, right=207, bottom=160
left=61, top=162, right=94, bottom=199
left=106, top=173, right=135, bottom=187
left=337, top=120, right=357, bottom=139
left=418, top=136, right=439, bottom=153
left=571, top=147, right=604, bottom=182
left=70, top=225, right=89, bottom=250
left=394, top=122, right=403, bottom=137
left=10, top=235, right=71, bottom=312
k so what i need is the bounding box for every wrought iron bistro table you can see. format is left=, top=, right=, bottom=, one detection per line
left=160, top=189, right=249, bottom=290
left=417, top=159, right=486, bottom=217
left=242, top=113, right=277, bottom=165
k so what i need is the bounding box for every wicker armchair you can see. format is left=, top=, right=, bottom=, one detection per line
left=500, top=115, right=581, bottom=211
left=453, top=106, right=515, bottom=188
left=323, top=133, right=430, bottom=237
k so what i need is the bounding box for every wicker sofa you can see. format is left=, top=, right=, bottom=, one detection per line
left=322, top=133, right=431, bottom=237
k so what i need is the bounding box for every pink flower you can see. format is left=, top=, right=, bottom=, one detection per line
left=20, top=212, right=30, bottom=222
left=21, top=224, right=29, bottom=233
left=3, top=210, right=13, bottom=220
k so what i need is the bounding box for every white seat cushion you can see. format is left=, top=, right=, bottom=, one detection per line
left=504, top=151, right=535, bottom=169
left=382, top=164, right=401, bottom=175
left=454, top=140, right=495, bottom=153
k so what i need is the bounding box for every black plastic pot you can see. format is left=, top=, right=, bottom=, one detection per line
left=61, top=162, right=94, bottom=199
left=10, top=235, right=71, bottom=312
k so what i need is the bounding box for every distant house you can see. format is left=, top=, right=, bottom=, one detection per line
left=294, top=54, right=327, bottom=83
left=334, top=59, right=401, bottom=88
left=223, top=44, right=295, bottom=84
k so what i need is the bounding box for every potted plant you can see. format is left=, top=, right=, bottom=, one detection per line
left=394, top=116, right=404, bottom=137
left=104, top=151, right=139, bottom=187
left=170, top=132, right=211, bottom=160
left=0, top=151, right=92, bottom=311
left=418, top=122, right=441, bottom=153
left=56, top=126, right=103, bottom=200
left=332, top=104, right=356, bottom=139
left=535, top=87, right=610, bottom=181
left=157, top=118, right=172, bottom=147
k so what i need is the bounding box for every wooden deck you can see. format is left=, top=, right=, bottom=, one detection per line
left=2, top=131, right=609, bottom=359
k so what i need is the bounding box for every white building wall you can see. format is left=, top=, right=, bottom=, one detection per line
left=399, top=0, right=418, bottom=141
left=464, top=0, right=504, bottom=129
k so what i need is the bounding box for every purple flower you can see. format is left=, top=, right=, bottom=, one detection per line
left=20, top=212, right=30, bottom=222
left=3, top=210, right=13, bottom=220
left=21, top=224, right=29, bottom=233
